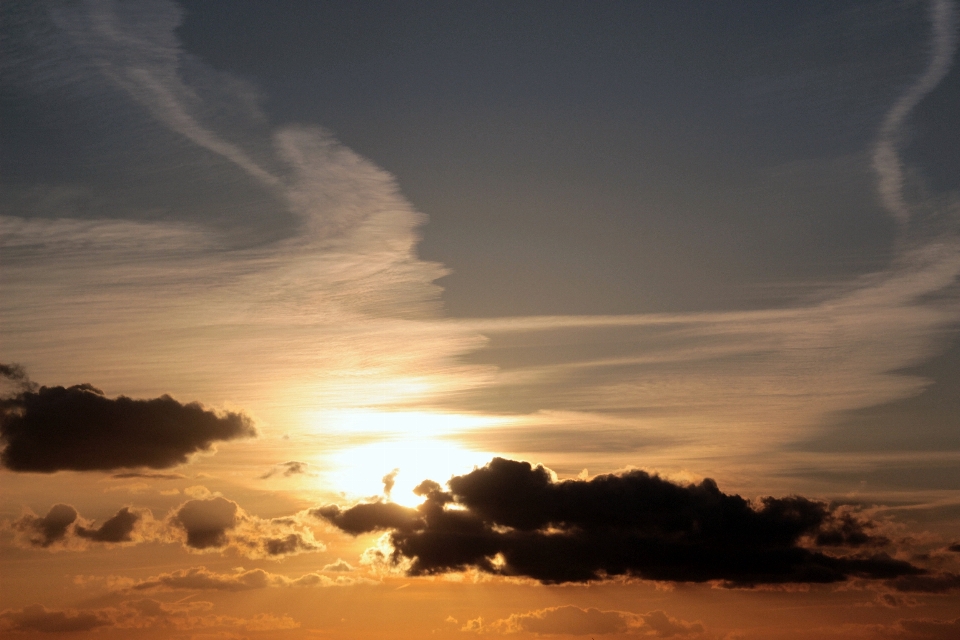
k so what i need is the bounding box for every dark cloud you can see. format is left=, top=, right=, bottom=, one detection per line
left=0, top=605, right=111, bottom=633
left=111, top=472, right=186, bottom=480
left=0, top=372, right=256, bottom=472
left=75, top=507, right=140, bottom=543
left=887, top=572, right=960, bottom=594
left=12, top=504, right=77, bottom=547
left=171, top=497, right=238, bottom=549
left=317, top=457, right=922, bottom=585
left=0, top=363, right=36, bottom=392
left=169, top=497, right=322, bottom=558
left=260, top=533, right=317, bottom=556
left=948, top=543, right=960, bottom=553
left=259, top=461, right=309, bottom=479
left=10, top=504, right=146, bottom=548
left=312, top=501, right=421, bottom=535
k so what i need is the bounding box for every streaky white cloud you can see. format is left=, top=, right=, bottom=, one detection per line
left=872, top=0, right=957, bottom=225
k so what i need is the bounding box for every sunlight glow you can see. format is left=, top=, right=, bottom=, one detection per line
left=320, top=437, right=498, bottom=508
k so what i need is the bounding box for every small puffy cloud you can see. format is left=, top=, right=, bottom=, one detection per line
left=168, top=497, right=323, bottom=559
left=260, top=460, right=311, bottom=479
left=9, top=504, right=153, bottom=550
left=171, top=497, right=239, bottom=550
left=382, top=468, right=399, bottom=497
left=0, top=370, right=256, bottom=472
left=465, top=606, right=704, bottom=637
left=323, top=558, right=355, bottom=572
left=318, top=457, right=921, bottom=586
left=11, top=504, right=77, bottom=548
left=75, top=507, right=140, bottom=543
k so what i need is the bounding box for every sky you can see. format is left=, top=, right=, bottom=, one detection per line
left=1, top=1, right=959, bottom=638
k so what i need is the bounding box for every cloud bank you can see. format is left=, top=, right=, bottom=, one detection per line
left=0, top=367, right=255, bottom=472
left=318, top=458, right=920, bottom=585
left=0, top=601, right=298, bottom=635
left=463, top=606, right=704, bottom=637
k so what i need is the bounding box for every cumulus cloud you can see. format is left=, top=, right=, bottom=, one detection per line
left=464, top=606, right=704, bottom=637
left=75, top=507, right=140, bottom=543
left=317, top=457, right=920, bottom=585
left=9, top=504, right=151, bottom=549
left=0, top=370, right=256, bottom=472
left=170, top=496, right=238, bottom=549
left=11, top=504, right=78, bottom=548
left=168, top=496, right=323, bottom=559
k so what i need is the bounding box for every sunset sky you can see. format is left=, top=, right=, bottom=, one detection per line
left=2, top=1, right=960, bottom=638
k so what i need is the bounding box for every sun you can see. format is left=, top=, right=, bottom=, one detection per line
left=309, top=411, right=508, bottom=507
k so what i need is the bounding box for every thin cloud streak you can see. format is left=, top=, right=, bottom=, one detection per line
left=872, top=0, right=957, bottom=225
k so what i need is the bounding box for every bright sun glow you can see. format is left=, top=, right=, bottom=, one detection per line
left=303, top=410, right=510, bottom=507
left=321, top=438, right=497, bottom=507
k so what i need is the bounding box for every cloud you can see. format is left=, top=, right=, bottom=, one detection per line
left=0, top=373, right=256, bottom=472
left=0, top=600, right=299, bottom=634
left=872, top=0, right=957, bottom=225
left=886, top=572, right=960, bottom=593
left=872, top=616, right=960, bottom=639
left=260, top=460, right=310, bottom=479
left=74, top=507, right=140, bottom=543
left=323, top=558, right=355, bottom=572
left=0, top=604, right=111, bottom=634
left=130, top=565, right=363, bottom=592
left=312, top=501, right=422, bottom=536
left=317, top=457, right=921, bottom=585
left=9, top=504, right=152, bottom=550
left=168, top=496, right=323, bottom=559
left=382, top=468, right=400, bottom=497
left=111, top=472, right=186, bottom=480
left=464, top=606, right=704, bottom=637
left=170, top=497, right=238, bottom=550
left=11, top=504, right=78, bottom=548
